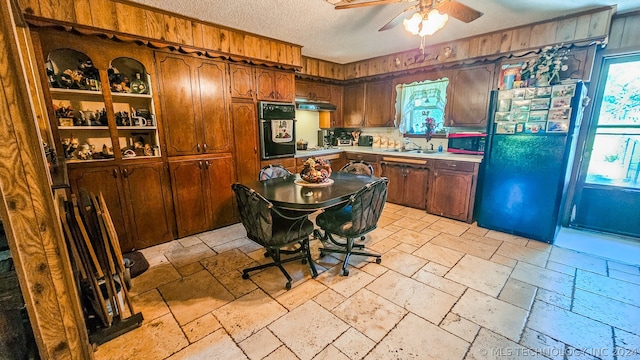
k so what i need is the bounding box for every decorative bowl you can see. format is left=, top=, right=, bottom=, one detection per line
left=300, top=157, right=332, bottom=183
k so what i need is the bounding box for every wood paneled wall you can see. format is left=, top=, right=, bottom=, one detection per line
left=300, top=6, right=615, bottom=81
left=17, top=0, right=303, bottom=68
left=607, top=11, right=640, bottom=50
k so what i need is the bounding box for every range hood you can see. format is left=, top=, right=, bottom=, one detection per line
left=295, top=99, right=337, bottom=112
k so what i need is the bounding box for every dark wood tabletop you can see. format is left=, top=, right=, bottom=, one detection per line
left=240, top=172, right=379, bottom=211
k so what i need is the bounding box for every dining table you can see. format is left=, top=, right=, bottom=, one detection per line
left=240, top=172, right=380, bottom=211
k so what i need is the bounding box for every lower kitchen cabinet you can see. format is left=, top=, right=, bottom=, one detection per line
left=427, top=160, right=479, bottom=223
left=232, top=101, right=260, bottom=184
left=381, top=158, right=429, bottom=209
left=345, top=152, right=380, bottom=176
left=169, top=154, right=237, bottom=238
left=296, top=152, right=346, bottom=173
left=68, top=161, right=175, bottom=252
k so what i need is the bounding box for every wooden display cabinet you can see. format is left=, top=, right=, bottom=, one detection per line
left=255, top=68, right=295, bottom=102
left=427, top=160, right=479, bottom=223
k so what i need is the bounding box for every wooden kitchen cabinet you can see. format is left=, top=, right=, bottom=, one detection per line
left=256, top=68, right=295, bottom=102
left=261, top=157, right=296, bottom=174
left=343, top=83, right=365, bottom=128
left=364, top=79, right=394, bottom=127
left=296, top=152, right=346, bottom=173
left=381, top=157, right=429, bottom=209
left=295, top=80, right=332, bottom=102
left=447, top=63, right=495, bottom=128
left=156, top=52, right=231, bottom=156
left=68, top=161, right=175, bottom=251
left=232, top=101, right=260, bottom=184
left=427, top=160, right=479, bottom=223
left=169, top=154, right=237, bottom=238
left=330, top=84, right=344, bottom=128
left=345, top=152, right=380, bottom=176
left=229, top=63, right=255, bottom=99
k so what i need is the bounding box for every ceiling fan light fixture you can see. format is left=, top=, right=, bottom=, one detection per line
left=402, top=12, right=423, bottom=35
left=419, top=9, right=448, bottom=36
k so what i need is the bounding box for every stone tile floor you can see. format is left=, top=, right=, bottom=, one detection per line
left=94, top=203, right=640, bottom=360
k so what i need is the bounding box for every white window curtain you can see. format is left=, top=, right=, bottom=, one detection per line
left=395, top=78, right=449, bottom=134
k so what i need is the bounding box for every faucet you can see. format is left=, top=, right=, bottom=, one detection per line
left=402, top=138, right=421, bottom=151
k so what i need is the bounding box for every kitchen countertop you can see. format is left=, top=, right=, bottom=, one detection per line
left=295, top=146, right=483, bottom=163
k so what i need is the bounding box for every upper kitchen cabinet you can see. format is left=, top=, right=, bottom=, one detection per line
left=229, top=63, right=255, bottom=99
left=231, top=101, right=260, bottom=184
left=364, top=79, right=394, bottom=127
left=156, top=52, right=232, bottom=156
left=447, top=63, right=495, bottom=128
left=329, top=84, right=344, bottom=128
left=343, top=83, right=365, bottom=128
left=295, top=80, right=332, bottom=102
left=256, top=68, right=295, bottom=102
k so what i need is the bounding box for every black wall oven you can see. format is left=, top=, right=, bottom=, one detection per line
left=259, top=101, right=296, bottom=160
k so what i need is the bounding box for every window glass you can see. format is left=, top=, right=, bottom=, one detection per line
left=395, top=78, right=449, bottom=135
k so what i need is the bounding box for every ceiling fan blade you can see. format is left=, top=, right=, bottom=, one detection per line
left=335, top=0, right=402, bottom=10
left=379, top=5, right=417, bottom=31
left=436, top=1, right=483, bottom=23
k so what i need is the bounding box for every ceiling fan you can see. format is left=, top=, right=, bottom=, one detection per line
left=334, top=0, right=483, bottom=33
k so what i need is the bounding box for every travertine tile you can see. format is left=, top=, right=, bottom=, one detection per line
left=412, top=267, right=466, bottom=297
left=463, top=225, right=489, bottom=237
left=609, top=269, right=640, bottom=285
left=331, top=288, right=406, bottom=342
left=519, top=328, right=565, bottom=360
left=313, top=288, right=347, bottom=311
left=394, top=207, right=429, bottom=220
left=428, top=220, right=469, bottom=236
left=364, top=313, right=469, bottom=359
left=466, top=233, right=503, bottom=247
left=572, top=288, right=640, bottom=335
left=316, top=266, right=376, bottom=298
left=333, top=327, right=376, bottom=360
left=526, top=240, right=552, bottom=252
left=212, top=237, right=263, bottom=254
left=367, top=270, right=457, bottom=324
left=527, top=301, right=614, bottom=359
left=495, top=242, right=548, bottom=267
left=238, top=328, right=282, bottom=360
left=614, top=328, right=640, bottom=354
left=181, top=313, right=221, bottom=344
left=575, top=269, right=640, bottom=305
left=176, top=261, right=204, bottom=277
left=215, top=269, right=258, bottom=298
left=510, top=262, right=574, bottom=297
left=420, top=213, right=443, bottom=224
left=535, top=288, right=572, bottom=310
left=439, top=312, right=480, bottom=342
left=484, top=230, right=528, bottom=246
left=419, top=226, right=442, bottom=239
left=269, top=301, right=349, bottom=360
left=548, top=247, right=607, bottom=275
left=263, top=346, right=298, bottom=360
left=376, top=215, right=398, bottom=228
left=545, top=260, right=576, bottom=276
left=312, top=345, right=350, bottom=360
left=367, top=237, right=400, bottom=254
left=390, top=216, right=428, bottom=231
left=360, top=262, right=389, bottom=278
left=445, top=255, right=512, bottom=297
left=420, top=261, right=451, bottom=277
left=214, top=289, right=288, bottom=342
left=490, top=253, right=517, bottom=268
left=94, top=313, right=188, bottom=360
left=394, top=242, right=418, bottom=254
left=166, top=328, right=247, bottom=360
left=275, top=279, right=327, bottom=310
left=378, top=248, right=427, bottom=276
left=382, top=202, right=403, bottom=212
left=387, top=228, right=434, bottom=247
left=130, top=261, right=181, bottom=296
left=564, top=346, right=602, bottom=360
left=498, top=278, right=537, bottom=310
left=413, top=242, right=465, bottom=268
left=201, top=248, right=256, bottom=277
left=164, top=242, right=216, bottom=268
left=198, top=223, right=246, bottom=248
left=178, top=235, right=203, bottom=248
left=608, top=261, right=640, bottom=275
left=363, top=227, right=396, bottom=244
left=453, top=289, right=528, bottom=342
left=431, top=233, right=499, bottom=260
left=159, top=270, right=234, bottom=325
left=465, top=328, right=537, bottom=360
left=130, top=289, right=169, bottom=323
left=139, top=241, right=181, bottom=262
left=381, top=223, right=403, bottom=233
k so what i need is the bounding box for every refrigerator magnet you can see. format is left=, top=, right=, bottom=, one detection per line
left=529, top=110, right=548, bottom=122
left=552, top=84, right=576, bottom=98
left=551, top=96, right=572, bottom=109
left=498, top=90, right=513, bottom=99
left=530, top=98, right=550, bottom=110
left=536, top=87, right=552, bottom=97
left=511, top=111, right=530, bottom=122
left=515, top=123, right=525, bottom=133
left=495, top=112, right=512, bottom=122
left=525, top=122, right=546, bottom=134
left=549, top=108, right=571, bottom=121
left=525, top=88, right=536, bottom=99
left=497, top=99, right=511, bottom=112
left=547, top=120, right=570, bottom=132
left=512, top=89, right=526, bottom=100
left=495, top=123, right=516, bottom=134
left=512, top=99, right=531, bottom=111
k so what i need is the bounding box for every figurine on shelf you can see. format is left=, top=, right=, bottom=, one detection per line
left=76, top=143, right=93, bottom=160
left=101, top=144, right=115, bottom=158
left=115, top=111, right=130, bottom=126
left=108, top=67, right=131, bottom=93
left=143, top=143, right=153, bottom=157
left=61, top=136, right=79, bottom=159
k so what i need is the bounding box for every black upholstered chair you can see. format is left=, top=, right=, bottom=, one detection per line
left=315, top=178, right=389, bottom=276
left=339, top=160, right=375, bottom=176
left=259, top=164, right=292, bottom=181
left=232, top=183, right=317, bottom=289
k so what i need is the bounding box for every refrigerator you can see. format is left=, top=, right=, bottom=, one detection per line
left=476, top=81, right=587, bottom=243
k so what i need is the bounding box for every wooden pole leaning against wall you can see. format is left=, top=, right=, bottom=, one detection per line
left=0, top=0, right=92, bottom=358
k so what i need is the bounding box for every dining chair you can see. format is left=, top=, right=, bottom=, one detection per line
left=339, top=160, right=375, bottom=176
left=315, top=177, right=388, bottom=276
left=232, top=183, right=317, bottom=289
left=258, top=164, right=292, bottom=181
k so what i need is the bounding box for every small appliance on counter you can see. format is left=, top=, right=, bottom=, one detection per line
left=335, top=130, right=353, bottom=146
left=447, top=133, right=486, bottom=154
left=358, top=135, right=373, bottom=146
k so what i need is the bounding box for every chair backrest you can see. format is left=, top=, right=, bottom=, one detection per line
left=232, top=183, right=274, bottom=245
left=339, top=160, right=375, bottom=176
left=259, top=164, right=292, bottom=181
left=347, top=177, right=388, bottom=235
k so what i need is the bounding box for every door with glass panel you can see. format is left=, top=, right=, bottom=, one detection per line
left=570, top=54, right=640, bottom=238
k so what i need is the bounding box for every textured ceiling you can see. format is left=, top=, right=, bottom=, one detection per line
left=128, top=0, right=639, bottom=64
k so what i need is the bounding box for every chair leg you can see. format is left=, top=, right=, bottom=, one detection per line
left=318, top=234, right=382, bottom=276
left=242, top=241, right=317, bottom=290
left=321, top=232, right=365, bottom=249
left=303, top=239, right=318, bottom=278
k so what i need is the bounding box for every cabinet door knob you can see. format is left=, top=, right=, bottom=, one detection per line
left=205, top=160, right=210, bottom=169
left=123, top=168, right=129, bottom=178
left=198, top=160, right=202, bottom=169
left=112, top=169, right=118, bottom=178
left=203, top=143, right=208, bottom=152
left=249, top=89, right=253, bottom=97
left=196, top=144, right=201, bottom=152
